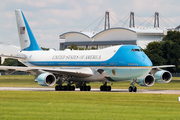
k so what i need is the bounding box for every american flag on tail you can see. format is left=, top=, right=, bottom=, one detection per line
left=20, top=27, right=25, bottom=34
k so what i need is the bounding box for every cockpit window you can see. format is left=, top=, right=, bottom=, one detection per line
left=131, top=49, right=142, bottom=52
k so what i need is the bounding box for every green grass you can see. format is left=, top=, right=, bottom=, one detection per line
left=0, top=75, right=180, bottom=90
left=172, top=77, right=180, bottom=80
left=0, top=75, right=42, bottom=87
left=0, top=91, right=180, bottom=120
left=0, top=76, right=180, bottom=119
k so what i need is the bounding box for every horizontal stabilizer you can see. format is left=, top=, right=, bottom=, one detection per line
left=0, top=54, right=27, bottom=64
left=0, top=54, right=26, bottom=60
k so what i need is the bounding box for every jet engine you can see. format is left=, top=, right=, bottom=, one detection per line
left=154, top=70, right=172, bottom=83
left=36, top=72, right=56, bottom=86
left=136, top=74, right=155, bottom=87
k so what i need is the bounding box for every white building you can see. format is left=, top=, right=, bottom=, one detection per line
left=59, top=27, right=167, bottom=50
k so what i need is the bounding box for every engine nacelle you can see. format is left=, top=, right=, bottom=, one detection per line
left=36, top=73, right=56, bottom=86
left=136, top=74, right=155, bottom=87
left=154, top=70, right=172, bottom=83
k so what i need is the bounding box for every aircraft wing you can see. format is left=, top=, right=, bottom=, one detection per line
left=0, top=66, right=93, bottom=78
left=40, top=67, right=93, bottom=78
left=151, top=65, right=175, bottom=75
left=152, top=65, right=175, bottom=68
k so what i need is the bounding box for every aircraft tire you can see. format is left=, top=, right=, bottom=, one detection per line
left=129, top=86, right=133, bottom=92
left=80, top=86, right=83, bottom=91
left=55, top=85, right=76, bottom=91
left=55, top=85, right=59, bottom=91
left=71, top=86, right=75, bottom=91
left=100, top=86, right=103, bottom=91
left=61, top=86, right=66, bottom=91
left=80, top=85, right=91, bottom=91
left=85, top=86, right=88, bottom=91
left=133, top=86, right=137, bottom=92
left=87, top=86, right=91, bottom=91
left=69, top=86, right=72, bottom=91
left=107, top=86, right=111, bottom=91
left=73, top=86, right=75, bottom=91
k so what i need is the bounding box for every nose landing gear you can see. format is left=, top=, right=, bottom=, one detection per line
left=128, top=86, right=137, bottom=92
left=129, top=79, right=137, bottom=92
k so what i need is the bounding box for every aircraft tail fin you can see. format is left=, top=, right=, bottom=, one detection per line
left=15, top=9, right=41, bottom=51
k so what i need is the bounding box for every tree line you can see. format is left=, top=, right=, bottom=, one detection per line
left=143, top=30, right=180, bottom=72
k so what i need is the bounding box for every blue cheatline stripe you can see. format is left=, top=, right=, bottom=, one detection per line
left=28, top=45, right=153, bottom=67
left=21, top=11, right=41, bottom=51
left=28, top=61, right=152, bottom=67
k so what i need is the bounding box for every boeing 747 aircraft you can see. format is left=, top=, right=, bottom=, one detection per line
left=0, top=9, right=174, bottom=92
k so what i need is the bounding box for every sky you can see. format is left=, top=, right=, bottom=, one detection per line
left=0, top=0, right=180, bottom=50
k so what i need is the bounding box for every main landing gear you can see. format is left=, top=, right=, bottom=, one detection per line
left=55, top=77, right=75, bottom=91
left=100, top=82, right=111, bottom=91
left=55, top=85, right=75, bottom=91
left=80, top=82, right=91, bottom=91
left=129, top=80, right=137, bottom=92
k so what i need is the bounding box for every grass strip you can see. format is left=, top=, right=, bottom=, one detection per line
left=0, top=91, right=180, bottom=120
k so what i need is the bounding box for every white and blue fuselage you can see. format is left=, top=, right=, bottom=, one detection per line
left=21, top=45, right=152, bottom=81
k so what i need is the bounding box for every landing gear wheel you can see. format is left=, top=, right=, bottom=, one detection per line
left=80, top=86, right=83, bottom=91
left=100, top=86, right=103, bottom=91
left=108, top=86, right=111, bottom=91
left=87, top=86, right=91, bottom=91
left=55, top=85, right=59, bottom=91
left=129, top=79, right=137, bottom=92
left=70, top=86, right=75, bottom=91
left=100, top=85, right=111, bottom=91
left=79, top=82, right=91, bottom=91
left=129, top=86, right=133, bottom=92
left=133, top=86, right=137, bottom=92
left=64, top=86, right=67, bottom=91
left=106, top=86, right=110, bottom=91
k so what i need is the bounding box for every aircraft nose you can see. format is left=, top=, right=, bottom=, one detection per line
left=142, top=55, right=152, bottom=66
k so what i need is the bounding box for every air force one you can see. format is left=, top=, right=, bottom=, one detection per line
left=0, top=9, right=174, bottom=92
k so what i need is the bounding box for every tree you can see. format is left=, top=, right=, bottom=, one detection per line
left=144, top=30, right=180, bottom=72
left=41, top=47, right=49, bottom=51
left=162, top=41, right=180, bottom=72
left=163, top=31, right=180, bottom=43
left=144, top=41, right=165, bottom=66
left=68, top=43, right=78, bottom=50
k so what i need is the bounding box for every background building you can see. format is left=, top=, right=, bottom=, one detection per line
left=59, top=11, right=178, bottom=50
left=59, top=27, right=166, bottom=50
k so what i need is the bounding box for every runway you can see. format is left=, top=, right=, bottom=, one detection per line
left=0, top=87, right=180, bottom=94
